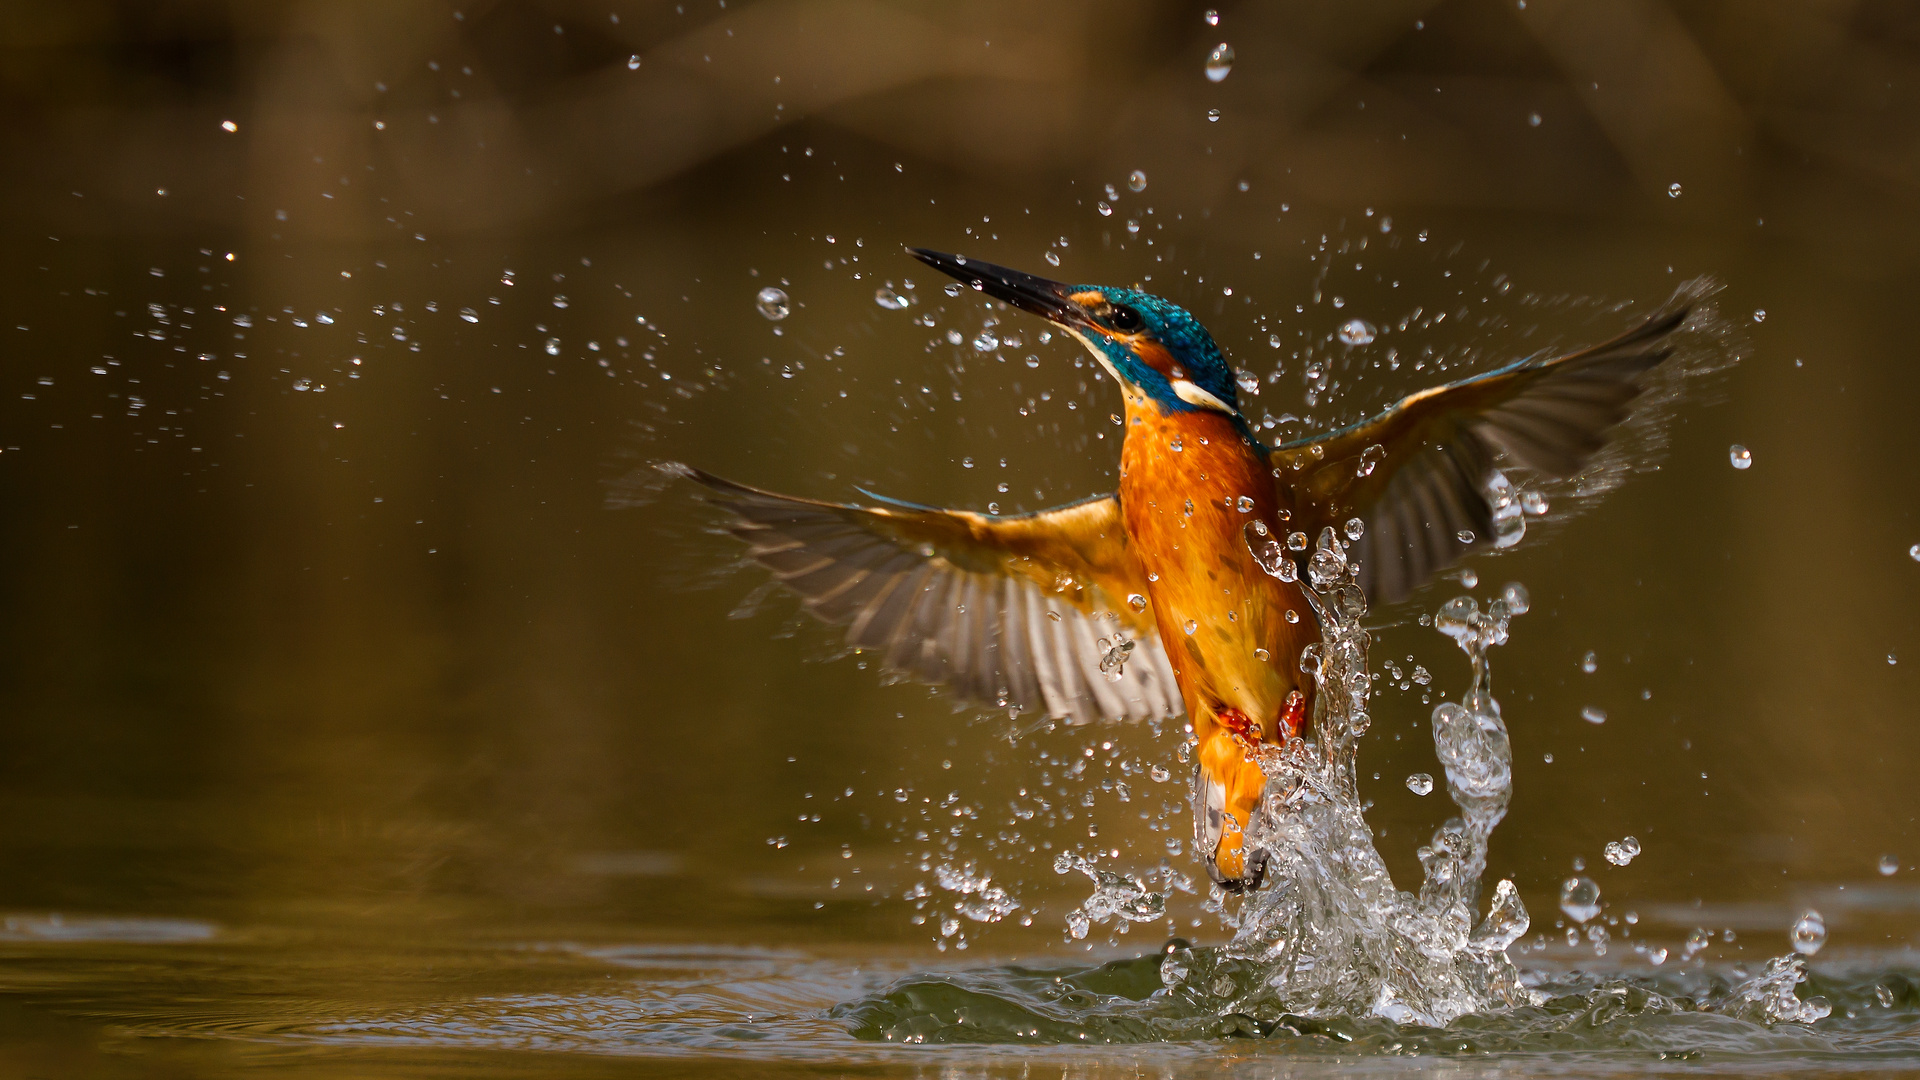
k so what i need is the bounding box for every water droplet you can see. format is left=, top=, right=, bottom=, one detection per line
left=1753, top=308, right=1767, bottom=323
left=1729, top=444, right=1752, bottom=469
left=1528, top=112, right=1541, bottom=127
left=1604, top=836, right=1640, bottom=866
left=1345, top=517, right=1365, bottom=540
left=1235, top=369, right=1259, bottom=394
left=1406, top=773, right=1434, bottom=796
left=1170, top=436, right=1184, bottom=452
left=1149, top=764, right=1170, bottom=783
left=552, top=295, right=568, bottom=309
left=1236, top=496, right=1254, bottom=513
left=1127, top=593, right=1148, bottom=612
left=1790, top=910, right=1827, bottom=956
left=1253, top=648, right=1269, bottom=661
left=1880, top=854, right=1900, bottom=876
left=1127, top=170, right=1148, bottom=193
left=1205, top=43, right=1234, bottom=82
left=1337, top=318, right=1376, bottom=346
left=1204, top=9, right=1219, bottom=26
left=1521, top=490, right=1549, bottom=516
left=1206, top=109, right=1221, bottom=123
left=1044, top=250, right=1060, bottom=267
left=1910, top=544, right=1920, bottom=561
left=972, top=330, right=999, bottom=351
left=1559, top=877, right=1601, bottom=923
left=1284, top=609, right=1299, bottom=624
left=292, top=378, right=313, bottom=391
left=459, top=307, right=479, bottom=323
left=1582, top=651, right=1598, bottom=674
left=544, top=337, right=561, bottom=356
left=1667, top=182, right=1683, bottom=197
left=1501, top=582, right=1529, bottom=614
left=1456, top=530, right=1476, bottom=544
left=627, top=54, right=641, bottom=70
left=756, top=287, right=790, bottom=320
left=874, top=287, right=910, bottom=310
left=1581, top=705, right=1607, bottom=725
left=1183, top=620, right=1198, bottom=635
left=1286, top=531, right=1308, bottom=552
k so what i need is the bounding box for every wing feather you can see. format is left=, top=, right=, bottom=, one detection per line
left=670, top=465, right=1178, bottom=724
left=1275, top=287, right=1711, bottom=604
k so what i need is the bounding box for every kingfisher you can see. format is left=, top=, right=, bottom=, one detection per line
left=669, top=249, right=1697, bottom=892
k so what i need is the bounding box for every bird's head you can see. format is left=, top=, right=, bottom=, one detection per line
left=910, top=248, right=1240, bottom=418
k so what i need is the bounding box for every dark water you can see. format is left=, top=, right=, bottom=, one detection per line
left=4, top=1, right=1920, bottom=1076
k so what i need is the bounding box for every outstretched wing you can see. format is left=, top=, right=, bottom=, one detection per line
left=1272, top=291, right=1703, bottom=604
left=667, top=464, right=1181, bottom=724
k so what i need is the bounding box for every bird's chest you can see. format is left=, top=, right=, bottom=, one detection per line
left=1118, top=409, right=1309, bottom=713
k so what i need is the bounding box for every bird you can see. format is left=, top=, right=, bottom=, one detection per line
left=666, top=248, right=1704, bottom=893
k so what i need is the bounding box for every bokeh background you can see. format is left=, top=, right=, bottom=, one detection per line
left=2, top=0, right=1919, bottom=1006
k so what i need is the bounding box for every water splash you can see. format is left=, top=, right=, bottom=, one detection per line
left=1136, top=527, right=1535, bottom=1026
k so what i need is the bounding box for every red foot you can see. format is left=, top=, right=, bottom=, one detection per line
left=1279, top=690, right=1307, bottom=740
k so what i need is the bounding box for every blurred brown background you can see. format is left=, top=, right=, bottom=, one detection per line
left=0, top=0, right=1917, bottom=960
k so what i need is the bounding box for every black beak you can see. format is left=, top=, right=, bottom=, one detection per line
left=908, top=248, right=1090, bottom=328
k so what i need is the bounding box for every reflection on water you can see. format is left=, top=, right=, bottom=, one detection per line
left=1, top=918, right=1917, bottom=1075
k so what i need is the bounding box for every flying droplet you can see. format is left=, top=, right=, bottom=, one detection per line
left=1127, top=170, right=1148, bottom=193
left=756, top=287, right=790, bottom=321
left=1206, top=109, right=1221, bottom=123
left=1235, top=369, right=1259, bottom=394
left=1910, top=544, right=1920, bottom=561
left=1045, top=251, right=1061, bottom=267
left=1729, top=444, right=1752, bottom=469
left=544, top=337, right=561, bottom=356
left=459, top=307, right=479, bottom=323
left=1582, top=651, right=1598, bottom=674
left=1406, top=773, right=1433, bottom=796
left=1204, top=9, right=1219, bottom=25
left=1338, top=318, right=1376, bottom=346
left=1667, top=182, right=1683, bottom=197
left=874, top=287, right=911, bottom=310
left=1205, top=43, right=1234, bottom=82
left=1456, top=530, right=1476, bottom=544
left=1528, top=112, right=1541, bottom=127
left=1790, top=910, right=1827, bottom=956
left=1559, top=877, right=1602, bottom=923
left=1345, top=517, right=1365, bottom=540
left=1502, top=582, right=1529, bottom=614
left=627, top=54, right=641, bottom=70
left=1581, top=705, right=1607, bottom=724
left=1604, top=836, right=1640, bottom=866
left=1880, top=854, right=1900, bottom=876
left=1149, top=764, right=1170, bottom=782
left=971, top=330, right=999, bottom=352
left=1753, top=309, right=1767, bottom=323
left=1127, top=593, right=1148, bottom=612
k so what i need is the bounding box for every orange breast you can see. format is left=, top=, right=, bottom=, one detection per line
left=1117, top=404, right=1315, bottom=743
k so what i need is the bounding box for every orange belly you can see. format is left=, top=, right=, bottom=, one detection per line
left=1118, top=404, right=1315, bottom=877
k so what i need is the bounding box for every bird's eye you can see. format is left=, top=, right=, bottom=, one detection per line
left=1108, top=305, right=1143, bottom=332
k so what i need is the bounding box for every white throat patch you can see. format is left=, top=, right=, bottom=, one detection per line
left=1065, top=327, right=1236, bottom=415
